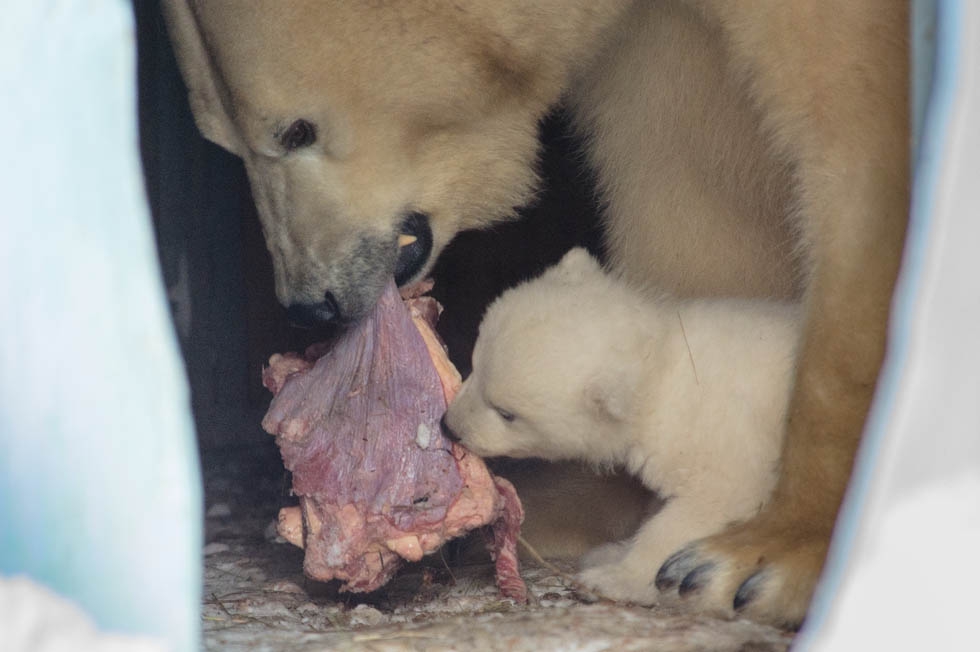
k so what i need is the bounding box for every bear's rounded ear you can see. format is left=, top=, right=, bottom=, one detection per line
left=584, top=374, right=629, bottom=423
left=559, top=247, right=598, bottom=270
left=550, top=247, right=602, bottom=283
left=162, top=0, right=245, bottom=155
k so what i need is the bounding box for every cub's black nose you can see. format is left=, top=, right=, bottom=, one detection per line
left=286, top=291, right=340, bottom=327
left=440, top=414, right=461, bottom=443
left=394, top=212, right=433, bottom=286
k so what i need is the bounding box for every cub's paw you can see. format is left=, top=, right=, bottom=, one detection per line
left=576, top=556, right=659, bottom=606
left=580, top=540, right=631, bottom=570
left=654, top=521, right=829, bottom=629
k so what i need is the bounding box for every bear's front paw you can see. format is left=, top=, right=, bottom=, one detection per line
left=576, top=557, right=660, bottom=606
left=654, top=518, right=829, bottom=629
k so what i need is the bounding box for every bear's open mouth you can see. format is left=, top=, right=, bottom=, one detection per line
left=394, top=212, right=433, bottom=286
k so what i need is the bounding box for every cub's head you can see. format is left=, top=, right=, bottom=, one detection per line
left=163, top=1, right=619, bottom=325
left=444, top=248, right=644, bottom=462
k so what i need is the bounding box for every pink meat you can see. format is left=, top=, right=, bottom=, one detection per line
left=262, top=279, right=526, bottom=602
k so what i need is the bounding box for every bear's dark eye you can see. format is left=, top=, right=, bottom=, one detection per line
left=495, top=407, right=516, bottom=423
left=281, top=119, right=317, bottom=151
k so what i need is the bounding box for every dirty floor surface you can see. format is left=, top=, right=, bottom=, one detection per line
left=202, top=445, right=795, bottom=652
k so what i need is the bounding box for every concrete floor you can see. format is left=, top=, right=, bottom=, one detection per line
left=200, top=448, right=794, bottom=652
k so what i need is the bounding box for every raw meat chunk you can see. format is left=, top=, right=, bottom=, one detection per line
left=262, top=280, right=526, bottom=602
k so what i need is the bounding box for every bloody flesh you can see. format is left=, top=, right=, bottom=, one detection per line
left=261, top=280, right=527, bottom=602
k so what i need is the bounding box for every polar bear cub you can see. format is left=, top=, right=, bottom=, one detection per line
left=444, top=248, right=801, bottom=604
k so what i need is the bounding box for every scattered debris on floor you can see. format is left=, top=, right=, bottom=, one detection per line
left=202, top=445, right=795, bottom=651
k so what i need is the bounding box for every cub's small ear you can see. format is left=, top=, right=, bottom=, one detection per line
left=584, top=374, right=630, bottom=423
left=550, top=247, right=602, bottom=282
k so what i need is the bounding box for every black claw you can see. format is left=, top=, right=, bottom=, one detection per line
left=654, top=573, right=678, bottom=591
left=678, top=562, right=715, bottom=597
left=655, top=547, right=698, bottom=591
left=734, top=569, right=767, bottom=612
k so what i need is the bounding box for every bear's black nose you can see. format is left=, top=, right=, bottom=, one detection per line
left=286, top=290, right=340, bottom=327
left=394, top=212, right=433, bottom=286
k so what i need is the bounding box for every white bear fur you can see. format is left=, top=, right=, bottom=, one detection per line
left=445, top=248, right=802, bottom=603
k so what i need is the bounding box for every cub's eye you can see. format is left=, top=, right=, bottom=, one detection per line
left=281, top=119, right=317, bottom=151
left=495, top=407, right=516, bottom=423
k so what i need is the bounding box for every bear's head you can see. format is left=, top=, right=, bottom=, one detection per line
left=163, top=1, right=626, bottom=325
left=444, top=248, right=648, bottom=463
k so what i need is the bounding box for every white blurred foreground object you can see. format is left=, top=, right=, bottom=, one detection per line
left=0, top=2, right=201, bottom=651
left=802, top=1, right=980, bottom=649
left=0, top=577, right=166, bottom=652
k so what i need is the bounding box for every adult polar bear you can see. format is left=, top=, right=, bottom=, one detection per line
left=162, top=1, right=909, bottom=628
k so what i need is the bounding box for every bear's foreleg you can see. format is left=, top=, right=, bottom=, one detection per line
left=653, top=0, right=909, bottom=629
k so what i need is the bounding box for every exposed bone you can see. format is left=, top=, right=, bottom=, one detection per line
left=277, top=506, right=304, bottom=548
